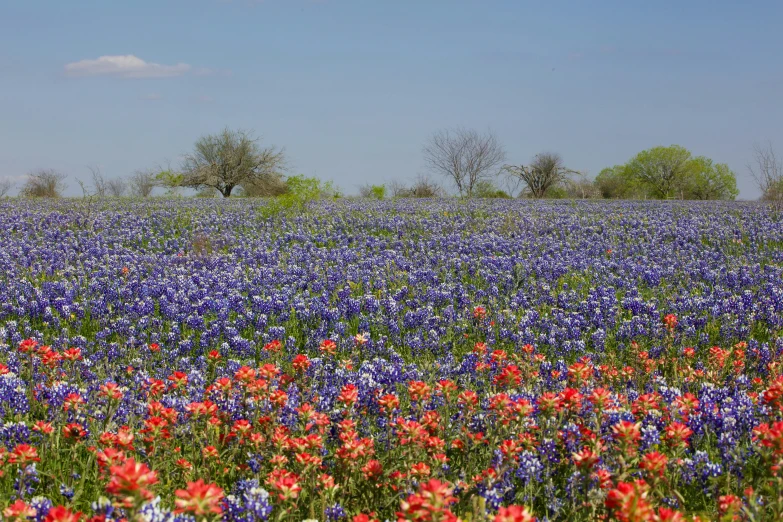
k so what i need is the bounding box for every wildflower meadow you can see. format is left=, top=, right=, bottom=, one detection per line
left=1, top=198, right=783, bottom=522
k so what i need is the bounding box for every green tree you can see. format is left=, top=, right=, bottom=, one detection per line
left=594, top=165, right=646, bottom=199
left=625, top=145, right=693, bottom=199
left=181, top=128, right=286, bottom=198
left=682, top=157, right=739, bottom=200
left=610, top=145, right=739, bottom=200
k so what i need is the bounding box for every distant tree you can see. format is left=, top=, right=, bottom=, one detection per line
left=683, top=157, right=739, bottom=200
left=181, top=128, right=286, bottom=198
left=562, top=173, right=601, bottom=199
left=88, top=166, right=107, bottom=197
left=359, top=184, right=386, bottom=200
left=21, top=169, right=67, bottom=198
left=0, top=178, right=13, bottom=197
left=594, top=165, right=647, bottom=199
left=625, top=145, right=693, bottom=199
left=611, top=145, right=739, bottom=200
left=423, top=128, right=506, bottom=197
left=390, top=176, right=443, bottom=198
left=504, top=153, right=576, bottom=199
left=129, top=169, right=156, bottom=198
left=106, top=178, right=127, bottom=197
left=473, top=180, right=510, bottom=198
left=155, top=168, right=184, bottom=197
left=748, top=142, right=783, bottom=206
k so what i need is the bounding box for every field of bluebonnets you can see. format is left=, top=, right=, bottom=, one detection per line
left=1, top=197, right=783, bottom=522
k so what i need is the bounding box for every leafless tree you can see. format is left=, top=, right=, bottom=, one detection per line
left=563, top=172, right=601, bottom=199
left=181, top=128, right=286, bottom=197
left=748, top=142, right=783, bottom=207
left=129, top=169, right=156, bottom=198
left=106, top=178, right=128, bottom=197
left=0, top=178, right=13, bottom=197
left=88, top=166, right=107, bottom=197
left=504, top=153, right=577, bottom=198
left=422, top=128, right=506, bottom=197
left=390, top=176, right=443, bottom=198
left=500, top=169, right=525, bottom=198
left=21, top=169, right=67, bottom=198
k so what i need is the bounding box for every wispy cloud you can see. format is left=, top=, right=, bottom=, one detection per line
left=64, top=55, right=191, bottom=78
left=195, top=95, right=214, bottom=103
left=192, top=67, right=232, bottom=77
left=142, top=93, right=163, bottom=101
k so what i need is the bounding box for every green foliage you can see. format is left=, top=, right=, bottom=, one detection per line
left=682, top=157, right=739, bottom=200
left=595, top=166, right=648, bottom=199
left=472, top=180, right=511, bottom=198
left=155, top=170, right=184, bottom=197
left=369, top=184, right=386, bottom=200
left=260, top=175, right=337, bottom=217
left=608, top=145, right=739, bottom=200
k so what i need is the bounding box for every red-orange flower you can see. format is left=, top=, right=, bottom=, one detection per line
left=174, top=479, right=225, bottom=515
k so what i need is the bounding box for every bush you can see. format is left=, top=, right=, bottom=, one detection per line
left=359, top=184, right=386, bottom=200
left=390, top=177, right=443, bottom=198
left=21, top=169, right=67, bottom=198
left=260, top=175, right=337, bottom=217
left=473, top=180, right=511, bottom=199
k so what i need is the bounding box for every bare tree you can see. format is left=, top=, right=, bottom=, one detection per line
left=106, top=178, right=128, bottom=197
left=129, top=169, right=156, bottom=198
left=748, top=142, right=783, bottom=207
left=422, top=128, right=506, bottom=197
left=181, top=128, right=286, bottom=197
left=563, top=172, right=601, bottom=199
left=0, top=178, right=13, bottom=197
left=390, top=176, right=443, bottom=198
left=21, top=169, right=67, bottom=198
left=88, top=166, right=107, bottom=197
left=504, top=153, right=577, bottom=198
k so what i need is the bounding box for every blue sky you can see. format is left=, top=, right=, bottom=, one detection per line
left=1, top=0, right=781, bottom=198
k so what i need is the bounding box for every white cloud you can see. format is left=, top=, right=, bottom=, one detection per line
left=64, top=55, right=191, bottom=78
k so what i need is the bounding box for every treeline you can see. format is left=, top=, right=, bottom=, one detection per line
left=2, top=127, right=781, bottom=203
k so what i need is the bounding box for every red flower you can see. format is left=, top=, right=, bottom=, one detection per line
left=8, top=444, right=40, bottom=466
left=362, top=459, right=384, bottom=480
left=320, top=339, right=338, bottom=355
left=640, top=451, right=668, bottom=477
left=353, top=515, right=379, bottom=522
left=605, top=481, right=653, bottom=522
left=664, top=422, right=693, bottom=449
left=572, top=447, right=599, bottom=469
left=105, top=457, right=159, bottom=508
left=494, top=505, right=536, bottom=522
left=292, top=354, right=311, bottom=373
left=168, top=371, right=188, bottom=389
left=3, top=500, right=37, bottom=519
left=44, top=506, right=82, bottom=522
left=264, top=339, right=283, bottom=352
left=99, top=382, right=123, bottom=401
left=18, top=338, right=38, bottom=353
left=662, top=313, right=678, bottom=330
left=62, top=347, right=83, bottom=361
left=408, top=381, right=432, bottom=402
left=174, top=479, right=225, bottom=515
left=338, top=384, right=359, bottom=407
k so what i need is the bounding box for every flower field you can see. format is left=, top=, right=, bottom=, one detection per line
left=2, top=198, right=783, bottom=522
